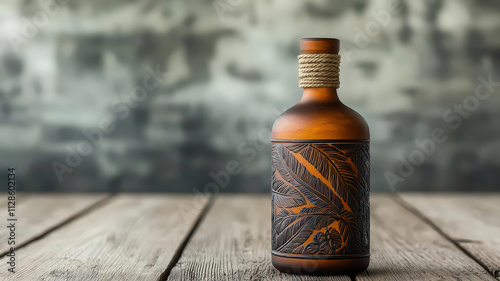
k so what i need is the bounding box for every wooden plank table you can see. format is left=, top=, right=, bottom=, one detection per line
left=0, top=193, right=498, bottom=280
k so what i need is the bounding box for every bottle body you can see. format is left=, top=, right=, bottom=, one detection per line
left=271, top=39, right=370, bottom=275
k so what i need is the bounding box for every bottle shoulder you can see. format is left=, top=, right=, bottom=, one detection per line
left=271, top=102, right=370, bottom=141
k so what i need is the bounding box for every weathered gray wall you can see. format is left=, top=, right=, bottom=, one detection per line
left=0, top=0, right=499, bottom=192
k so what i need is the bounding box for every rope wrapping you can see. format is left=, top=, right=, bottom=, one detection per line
left=298, top=54, right=340, bottom=88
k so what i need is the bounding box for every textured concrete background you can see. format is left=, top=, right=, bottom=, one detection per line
left=0, top=0, right=499, bottom=192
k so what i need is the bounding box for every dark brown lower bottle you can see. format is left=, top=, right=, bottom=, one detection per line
left=271, top=38, right=370, bottom=275
left=271, top=141, right=370, bottom=274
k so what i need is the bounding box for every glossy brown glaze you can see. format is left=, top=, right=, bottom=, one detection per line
left=271, top=38, right=370, bottom=275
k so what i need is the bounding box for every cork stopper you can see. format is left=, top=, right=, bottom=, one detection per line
left=300, top=38, right=340, bottom=54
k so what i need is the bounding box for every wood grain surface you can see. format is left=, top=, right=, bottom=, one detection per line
left=399, top=193, right=500, bottom=279
left=356, top=195, right=495, bottom=281
left=0, top=193, right=497, bottom=280
left=0, top=193, right=109, bottom=256
left=167, top=195, right=351, bottom=281
left=0, top=195, right=209, bottom=281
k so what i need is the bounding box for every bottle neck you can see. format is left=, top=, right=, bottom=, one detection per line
left=299, top=88, right=341, bottom=104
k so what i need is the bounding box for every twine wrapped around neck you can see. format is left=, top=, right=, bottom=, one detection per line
left=298, top=54, right=340, bottom=88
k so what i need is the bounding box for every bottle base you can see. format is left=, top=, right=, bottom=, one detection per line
left=272, top=253, right=369, bottom=275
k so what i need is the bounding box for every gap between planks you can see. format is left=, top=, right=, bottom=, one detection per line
left=0, top=193, right=115, bottom=258
left=391, top=194, right=497, bottom=280
left=166, top=194, right=494, bottom=281
left=157, top=196, right=216, bottom=281
left=17, top=194, right=490, bottom=280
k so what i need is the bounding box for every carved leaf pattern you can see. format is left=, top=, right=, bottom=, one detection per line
left=271, top=142, right=370, bottom=255
left=273, top=144, right=343, bottom=213
left=303, top=227, right=342, bottom=255
left=290, top=144, right=359, bottom=211
left=335, top=143, right=370, bottom=250
left=272, top=171, right=306, bottom=208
